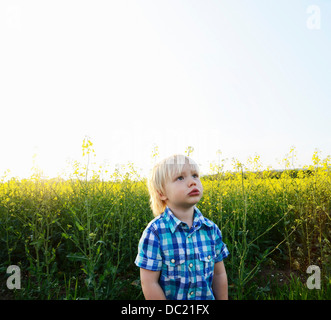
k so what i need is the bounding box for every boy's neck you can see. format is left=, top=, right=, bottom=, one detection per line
left=168, top=205, right=195, bottom=228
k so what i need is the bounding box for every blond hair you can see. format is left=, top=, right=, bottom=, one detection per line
left=147, top=154, right=200, bottom=217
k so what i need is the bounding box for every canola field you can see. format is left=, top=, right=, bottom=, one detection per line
left=0, top=145, right=330, bottom=300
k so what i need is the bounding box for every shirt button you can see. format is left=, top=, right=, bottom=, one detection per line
left=189, top=263, right=193, bottom=268
left=171, top=259, right=175, bottom=264
left=207, top=255, right=211, bottom=260
left=190, top=291, right=194, bottom=296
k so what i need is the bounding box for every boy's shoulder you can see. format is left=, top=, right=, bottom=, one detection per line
left=195, top=207, right=220, bottom=230
left=201, top=215, right=217, bottom=228
left=144, top=212, right=167, bottom=233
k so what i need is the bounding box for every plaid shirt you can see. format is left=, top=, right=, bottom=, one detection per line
left=135, top=206, right=229, bottom=300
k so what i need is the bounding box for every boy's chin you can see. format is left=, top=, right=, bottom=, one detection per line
left=168, top=202, right=198, bottom=210
left=187, top=195, right=202, bottom=203
left=182, top=199, right=202, bottom=207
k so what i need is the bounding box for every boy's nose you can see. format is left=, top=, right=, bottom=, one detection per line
left=188, top=178, right=196, bottom=187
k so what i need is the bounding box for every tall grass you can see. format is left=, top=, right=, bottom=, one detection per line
left=0, top=141, right=330, bottom=299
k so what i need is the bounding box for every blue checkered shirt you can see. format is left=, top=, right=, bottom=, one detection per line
left=135, top=206, right=229, bottom=300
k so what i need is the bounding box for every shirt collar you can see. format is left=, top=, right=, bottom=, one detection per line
left=163, top=206, right=213, bottom=233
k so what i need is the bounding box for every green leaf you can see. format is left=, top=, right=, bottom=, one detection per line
left=75, top=221, right=84, bottom=231
left=62, top=232, right=69, bottom=239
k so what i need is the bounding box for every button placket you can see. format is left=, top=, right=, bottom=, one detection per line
left=186, top=231, right=196, bottom=297
left=186, top=233, right=194, bottom=270
left=188, top=290, right=195, bottom=299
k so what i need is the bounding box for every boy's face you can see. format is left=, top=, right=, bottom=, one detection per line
left=159, top=162, right=203, bottom=210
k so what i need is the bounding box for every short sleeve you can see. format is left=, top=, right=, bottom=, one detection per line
left=134, top=226, right=163, bottom=271
left=213, top=225, right=230, bottom=263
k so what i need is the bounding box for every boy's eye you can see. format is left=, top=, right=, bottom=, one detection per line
left=176, top=174, right=199, bottom=181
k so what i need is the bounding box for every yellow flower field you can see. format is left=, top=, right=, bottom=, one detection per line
left=0, top=145, right=330, bottom=299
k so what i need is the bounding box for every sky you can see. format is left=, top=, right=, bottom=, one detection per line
left=0, top=0, right=330, bottom=179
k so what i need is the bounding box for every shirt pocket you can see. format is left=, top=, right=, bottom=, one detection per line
left=198, top=247, right=217, bottom=278
left=162, top=249, right=186, bottom=279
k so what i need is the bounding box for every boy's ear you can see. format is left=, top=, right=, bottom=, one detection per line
left=157, top=190, right=167, bottom=201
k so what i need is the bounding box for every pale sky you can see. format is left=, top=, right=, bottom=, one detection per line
left=0, top=0, right=330, bottom=179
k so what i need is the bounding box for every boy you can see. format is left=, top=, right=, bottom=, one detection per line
left=135, top=154, right=229, bottom=300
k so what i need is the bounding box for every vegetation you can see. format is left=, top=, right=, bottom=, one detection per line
left=0, top=140, right=330, bottom=299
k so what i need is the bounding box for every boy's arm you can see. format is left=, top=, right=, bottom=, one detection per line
left=212, top=260, right=228, bottom=300
left=140, top=268, right=166, bottom=300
